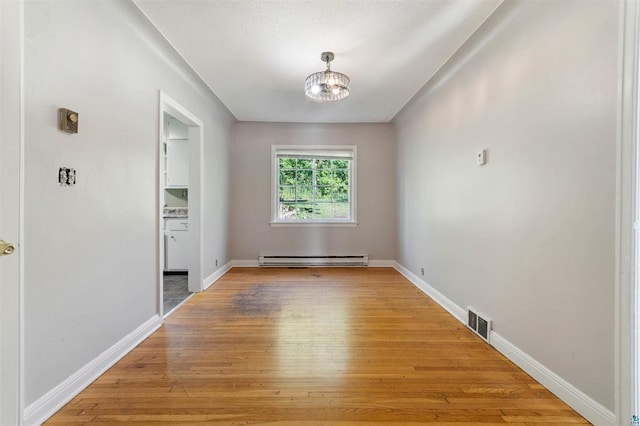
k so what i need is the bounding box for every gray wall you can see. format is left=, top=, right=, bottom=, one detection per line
left=24, top=0, right=233, bottom=404
left=229, top=122, right=397, bottom=261
left=394, top=0, right=617, bottom=410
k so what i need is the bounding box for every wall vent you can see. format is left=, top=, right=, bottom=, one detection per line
left=467, top=306, right=492, bottom=343
left=258, top=255, right=368, bottom=267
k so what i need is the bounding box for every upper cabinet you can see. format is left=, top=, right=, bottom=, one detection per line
left=166, top=139, right=188, bottom=187
left=164, top=116, right=189, bottom=188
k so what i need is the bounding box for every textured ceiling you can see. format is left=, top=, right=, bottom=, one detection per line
left=133, top=0, right=503, bottom=123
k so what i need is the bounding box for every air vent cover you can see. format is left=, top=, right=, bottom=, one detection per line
left=468, top=310, right=478, bottom=331
left=467, top=307, right=492, bottom=343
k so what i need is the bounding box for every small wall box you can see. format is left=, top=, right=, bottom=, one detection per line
left=59, top=108, right=79, bottom=134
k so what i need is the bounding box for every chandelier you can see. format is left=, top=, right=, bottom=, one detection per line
left=304, top=52, right=350, bottom=102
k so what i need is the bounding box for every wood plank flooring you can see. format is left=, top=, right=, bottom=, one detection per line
left=46, top=267, right=588, bottom=424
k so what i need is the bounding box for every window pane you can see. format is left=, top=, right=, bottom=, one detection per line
left=296, top=186, right=313, bottom=201
left=279, top=186, right=295, bottom=201
left=333, top=159, right=350, bottom=169
left=295, top=203, right=313, bottom=219
left=315, top=186, right=332, bottom=201
left=316, top=159, right=331, bottom=169
left=279, top=158, right=296, bottom=170
left=297, top=159, right=313, bottom=169
left=296, top=169, right=313, bottom=185
left=279, top=203, right=297, bottom=220
left=332, top=203, right=350, bottom=219
left=316, top=167, right=333, bottom=185
left=333, top=186, right=349, bottom=203
left=279, top=169, right=296, bottom=185
left=313, top=202, right=332, bottom=219
left=334, top=168, right=349, bottom=184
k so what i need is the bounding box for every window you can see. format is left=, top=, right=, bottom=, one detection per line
left=271, top=145, right=357, bottom=225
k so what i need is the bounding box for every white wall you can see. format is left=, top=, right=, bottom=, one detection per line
left=23, top=0, right=233, bottom=405
left=394, top=0, right=617, bottom=412
left=230, top=122, right=396, bottom=261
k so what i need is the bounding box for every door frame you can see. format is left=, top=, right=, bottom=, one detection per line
left=158, top=92, right=205, bottom=317
left=617, top=0, right=639, bottom=424
left=0, top=0, right=24, bottom=424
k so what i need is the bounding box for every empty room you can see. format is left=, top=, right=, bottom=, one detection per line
left=1, top=0, right=639, bottom=425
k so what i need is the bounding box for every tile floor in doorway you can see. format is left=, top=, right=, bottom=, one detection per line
left=163, top=273, right=191, bottom=315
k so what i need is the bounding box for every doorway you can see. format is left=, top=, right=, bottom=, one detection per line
left=162, top=113, right=191, bottom=315
left=158, top=93, right=204, bottom=318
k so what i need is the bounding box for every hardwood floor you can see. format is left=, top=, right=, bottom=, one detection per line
left=46, top=268, right=588, bottom=424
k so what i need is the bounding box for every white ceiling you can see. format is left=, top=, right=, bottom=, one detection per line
left=133, top=0, right=503, bottom=123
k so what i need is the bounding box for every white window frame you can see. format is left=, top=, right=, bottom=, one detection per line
left=270, top=145, right=357, bottom=227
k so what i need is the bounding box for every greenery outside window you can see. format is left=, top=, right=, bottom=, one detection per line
left=271, top=145, right=357, bottom=225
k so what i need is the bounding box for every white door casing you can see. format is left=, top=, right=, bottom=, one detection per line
left=617, top=0, right=640, bottom=424
left=158, top=92, right=204, bottom=318
left=0, top=0, right=24, bottom=424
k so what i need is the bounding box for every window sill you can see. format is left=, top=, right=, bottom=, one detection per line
left=270, top=221, right=358, bottom=228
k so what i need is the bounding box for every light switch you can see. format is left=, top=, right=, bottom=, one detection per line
left=476, top=149, right=487, bottom=166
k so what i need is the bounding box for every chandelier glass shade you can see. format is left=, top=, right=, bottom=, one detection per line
left=304, top=52, right=350, bottom=102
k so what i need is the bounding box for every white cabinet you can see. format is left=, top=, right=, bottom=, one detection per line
left=165, top=139, right=188, bottom=188
left=164, top=219, right=188, bottom=271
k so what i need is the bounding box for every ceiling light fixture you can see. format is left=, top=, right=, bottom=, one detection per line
left=304, top=52, right=350, bottom=102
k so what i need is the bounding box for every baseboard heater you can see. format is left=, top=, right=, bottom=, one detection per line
left=258, top=254, right=369, bottom=267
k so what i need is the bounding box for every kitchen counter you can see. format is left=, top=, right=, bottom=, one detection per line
left=163, top=207, right=188, bottom=218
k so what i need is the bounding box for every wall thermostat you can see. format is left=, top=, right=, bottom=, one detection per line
left=476, top=149, right=487, bottom=166
left=59, top=108, right=79, bottom=134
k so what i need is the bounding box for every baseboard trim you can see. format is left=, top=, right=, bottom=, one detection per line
left=392, top=261, right=466, bottom=322
left=490, top=333, right=615, bottom=426
left=230, top=260, right=394, bottom=268
left=24, top=314, right=162, bottom=426
left=392, top=261, right=615, bottom=426
left=203, top=261, right=233, bottom=290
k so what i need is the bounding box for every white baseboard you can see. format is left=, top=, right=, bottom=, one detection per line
left=24, top=314, right=162, bottom=426
left=393, top=261, right=466, bottom=322
left=392, top=261, right=615, bottom=426
left=203, top=261, right=233, bottom=290
left=490, top=333, right=615, bottom=426
left=231, top=259, right=259, bottom=267
left=230, top=260, right=394, bottom=268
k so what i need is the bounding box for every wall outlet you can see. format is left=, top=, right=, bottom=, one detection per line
left=420, top=267, right=424, bottom=276
left=215, top=259, right=218, bottom=267
left=58, top=167, right=76, bottom=186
